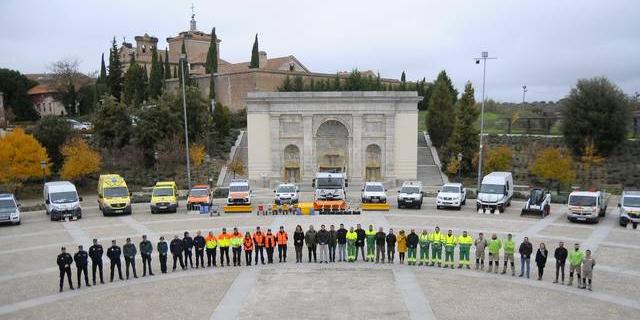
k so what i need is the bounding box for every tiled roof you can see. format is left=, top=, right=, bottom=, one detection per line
left=27, top=84, right=58, bottom=95
left=217, top=55, right=308, bottom=74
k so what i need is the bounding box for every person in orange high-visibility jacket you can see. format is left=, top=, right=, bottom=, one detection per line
left=253, top=227, right=265, bottom=265
left=264, top=229, right=276, bottom=264
left=277, top=226, right=288, bottom=263
left=217, top=228, right=231, bottom=267
left=204, top=232, right=217, bottom=267
left=243, top=232, right=254, bottom=266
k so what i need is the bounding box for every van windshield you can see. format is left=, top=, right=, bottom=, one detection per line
left=317, top=178, right=343, bottom=189
left=480, top=184, right=505, bottom=194
left=104, top=187, right=128, bottom=198
left=230, top=185, right=249, bottom=192
left=569, top=196, right=597, bottom=207
left=0, top=199, right=16, bottom=213
left=277, top=185, right=296, bottom=193
left=50, top=191, right=78, bottom=204
left=153, top=188, right=173, bottom=197
left=622, top=196, right=640, bottom=208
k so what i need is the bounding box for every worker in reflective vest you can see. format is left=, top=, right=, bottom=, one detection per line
left=346, top=227, right=358, bottom=262
left=277, top=226, right=288, bottom=263
left=243, top=232, right=254, bottom=266
left=230, top=228, right=243, bottom=267
left=418, top=230, right=430, bottom=266
left=217, top=228, right=231, bottom=267
left=457, top=231, right=473, bottom=269
left=205, top=231, right=217, bottom=267
left=428, top=227, right=444, bottom=267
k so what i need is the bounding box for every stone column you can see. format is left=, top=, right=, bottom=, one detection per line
left=351, top=115, right=363, bottom=184
left=385, top=114, right=395, bottom=180
left=270, top=115, right=281, bottom=184
left=302, top=115, right=314, bottom=181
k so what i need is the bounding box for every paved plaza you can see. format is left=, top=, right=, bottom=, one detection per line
left=0, top=189, right=639, bottom=320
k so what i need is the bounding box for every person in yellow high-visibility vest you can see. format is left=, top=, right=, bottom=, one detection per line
left=365, top=225, right=376, bottom=262
left=204, top=231, right=217, bottom=267
left=346, top=227, right=358, bottom=262
left=443, top=230, right=457, bottom=269
left=418, top=230, right=430, bottom=266
left=428, top=227, right=444, bottom=267
left=457, top=231, right=473, bottom=269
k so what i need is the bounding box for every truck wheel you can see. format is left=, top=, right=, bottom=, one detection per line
left=457, top=205, right=462, bottom=211
left=620, top=221, right=628, bottom=227
left=436, top=205, right=441, bottom=210
left=461, top=198, right=466, bottom=206
left=490, top=209, right=495, bottom=214
left=633, top=222, right=638, bottom=229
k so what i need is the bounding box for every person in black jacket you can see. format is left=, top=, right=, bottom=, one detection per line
left=293, top=225, right=304, bottom=263
left=74, top=245, right=90, bottom=288
left=535, top=242, right=548, bottom=280
left=316, top=225, right=330, bottom=264
left=88, top=238, right=104, bottom=285
left=171, top=235, right=186, bottom=271
left=406, top=229, right=419, bottom=265
left=375, top=228, right=386, bottom=263
left=107, top=240, right=123, bottom=282
left=518, top=237, right=533, bottom=278
left=355, top=224, right=366, bottom=261
left=553, top=241, right=568, bottom=284
left=193, top=230, right=205, bottom=268
left=328, top=225, right=337, bottom=263
left=183, top=231, right=194, bottom=268
left=157, top=236, right=169, bottom=273
left=139, top=234, right=154, bottom=276
left=123, top=238, right=138, bottom=280
left=57, top=247, right=74, bottom=292
left=336, top=224, right=347, bottom=262
left=386, top=229, right=397, bottom=263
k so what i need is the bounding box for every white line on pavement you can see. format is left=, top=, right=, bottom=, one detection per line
left=393, top=268, right=436, bottom=320
left=582, top=218, right=614, bottom=254
left=209, top=269, right=260, bottom=320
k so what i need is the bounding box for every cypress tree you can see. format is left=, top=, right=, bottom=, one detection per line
left=158, top=53, right=165, bottom=82
left=98, top=53, right=107, bottom=84
left=293, top=75, right=304, bottom=91
left=400, top=71, right=407, bottom=90
left=446, top=82, right=479, bottom=174
left=107, top=37, right=123, bottom=99
left=278, top=75, right=292, bottom=91
left=435, top=70, right=458, bottom=103
left=205, top=27, right=219, bottom=73
left=249, top=34, right=259, bottom=68
left=209, top=72, right=216, bottom=100
left=426, top=76, right=455, bottom=148
left=122, top=56, right=146, bottom=107
left=148, top=48, right=163, bottom=99
left=178, top=40, right=191, bottom=87
left=164, top=49, right=171, bottom=79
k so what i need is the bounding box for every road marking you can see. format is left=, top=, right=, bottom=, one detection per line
left=209, top=269, right=260, bottom=320
left=582, top=219, right=615, bottom=253
left=393, top=268, right=436, bottom=320
left=0, top=267, right=57, bottom=283
left=517, top=210, right=562, bottom=242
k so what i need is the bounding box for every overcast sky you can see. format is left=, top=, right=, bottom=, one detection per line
left=1, top=0, right=638, bottom=102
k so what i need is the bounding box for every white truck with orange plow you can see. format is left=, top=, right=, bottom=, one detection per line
left=312, top=172, right=348, bottom=213
left=224, top=179, right=253, bottom=213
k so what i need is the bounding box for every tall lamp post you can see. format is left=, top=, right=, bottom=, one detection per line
left=522, top=85, right=528, bottom=104
left=40, top=160, right=47, bottom=185
left=475, top=51, right=497, bottom=192
left=457, top=152, right=463, bottom=182
left=180, top=53, right=192, bottom=190
left=154, top=151, right=159, bottom=181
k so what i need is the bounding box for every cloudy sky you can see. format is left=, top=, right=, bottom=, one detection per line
left=1, top=0, right=638, bottom=102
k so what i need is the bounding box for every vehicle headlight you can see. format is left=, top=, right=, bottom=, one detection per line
left=10, top=211, right=19, bottom=218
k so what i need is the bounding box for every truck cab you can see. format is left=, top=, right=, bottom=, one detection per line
left=187, top=184, right=212, bottom=210
left=361, top=182, right=387, bottom=203
left=397, top=181, right=423, bottom=209
left=274, top=183, right=299, bottom=204
left=312, top=172, right=348, bottom=210
left=618, top=190, right=640, bottom=229
left=437, top=183, right=467, bottom=210
left=477, top=171, right=513, bottom=214
left=227, top=179, right=252, bottom=205
left=567, top=191, right=606, bottom=223
left=98, top=174, right=132, bottom=216
left=44, top=181, right=82, bottom=221
left=150, top=181, right=178, bottom=213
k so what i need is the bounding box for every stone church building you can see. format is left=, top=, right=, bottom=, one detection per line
left=119, top=14, right=400, bottom=111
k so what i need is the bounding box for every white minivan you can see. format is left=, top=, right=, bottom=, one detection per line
left=44, top=181, right=83, bottom=221
left=476, top=172, right=514, bottom=214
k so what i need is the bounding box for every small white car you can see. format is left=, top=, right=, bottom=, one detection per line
left=436, top=183, right=467, bottom=210
left=274, top=183, right=299, bottom=204
left=361, top=182, right=387, bottom=203
left=397, top=181, right=423, bottom=209
left=619, top=191, right=640, bottom=229
left=0, top=193, right=21, bottom=225
left=67, top=119, right=91, bottom=132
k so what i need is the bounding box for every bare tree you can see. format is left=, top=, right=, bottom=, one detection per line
left=48, top=58, right=87, bottom=115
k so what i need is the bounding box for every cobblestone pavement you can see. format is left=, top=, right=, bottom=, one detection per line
left=1, top=189, right=638, bottom=320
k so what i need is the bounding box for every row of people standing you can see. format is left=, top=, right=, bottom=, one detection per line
left=56, top=224, right=596, bottom=292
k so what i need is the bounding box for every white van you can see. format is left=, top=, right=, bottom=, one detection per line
left=476, top=172, right=513, bottom=214
left=44, top=181, right=83, bottom=221
left=567, top=191, right=606, bottom=223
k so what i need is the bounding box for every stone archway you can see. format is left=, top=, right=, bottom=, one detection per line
left=365, top=144, right=382, bottom=181
left=283, top=144, right=301, bottom=182
left=315, top=120, right=349, bottom=173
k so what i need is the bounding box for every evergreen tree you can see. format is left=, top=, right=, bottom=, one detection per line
left=107, top=37, right=123, bottom=99
left=122, top=56, right=146, bottom=107
left=375, top=73, right=382, bottom=90
left=249, top=34, right=259, bottom=68
left=400, top=71, right=406, bottom=90
left=209, top=72, right=216, bottom=100
left=446, top=82, right=479, bottom=174
left=93, top=95, right=132, bottom=149
left=278, top=75, right=292, bottom=91
left=205, top=27, right=219, bottom=74
left=293, top=75, right=304, bottom=91
left=426, top=76, right=455, bottom=148
left=164, top=49, right=171, bottom=79
left=435, top=70, right=458, bottom=103
left=98, top=53, right=107, bottom=84
left=148, top=48, right=163, bottom=99
left=333, top=73, right=341, bottom=91
left=158, top=53, right=165, bottom=84
left=173, top=66, right=177, bottom=78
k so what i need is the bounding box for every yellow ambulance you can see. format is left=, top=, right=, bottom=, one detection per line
left=97, top=174, right=132, bottom=216
left=150, top=181, right=178, bottom=214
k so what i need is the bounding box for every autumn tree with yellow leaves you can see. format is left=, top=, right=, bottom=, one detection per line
left=189, top=143, right=206, bottom=168
left=483, top=145, right=513, bottom=174
left=228, top=159, right=245, bottom=179
left=60, top=137, right=102, bottom=183
left=0, top=128, right=50, bottom=190
left=530, top=147, right=576, bottom=192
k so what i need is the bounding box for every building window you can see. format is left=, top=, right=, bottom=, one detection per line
left=142, top=45, right=146, bottom=53
left=289, top=63, right=295, bottom=71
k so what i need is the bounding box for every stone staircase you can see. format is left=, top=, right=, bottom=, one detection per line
left=417, top=132, right=445, bottom=186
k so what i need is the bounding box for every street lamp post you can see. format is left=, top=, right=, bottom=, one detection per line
left=40, top=160, right=47, bottom=185
left=475, top=51, right=497, bottom=192
left=180, top=53, right=192, bottom=190
left=457, top=152, right=463, bottom=182
left=204, top=154, right=211, bottom=188
left=154, top=151, right=159, bottom=181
